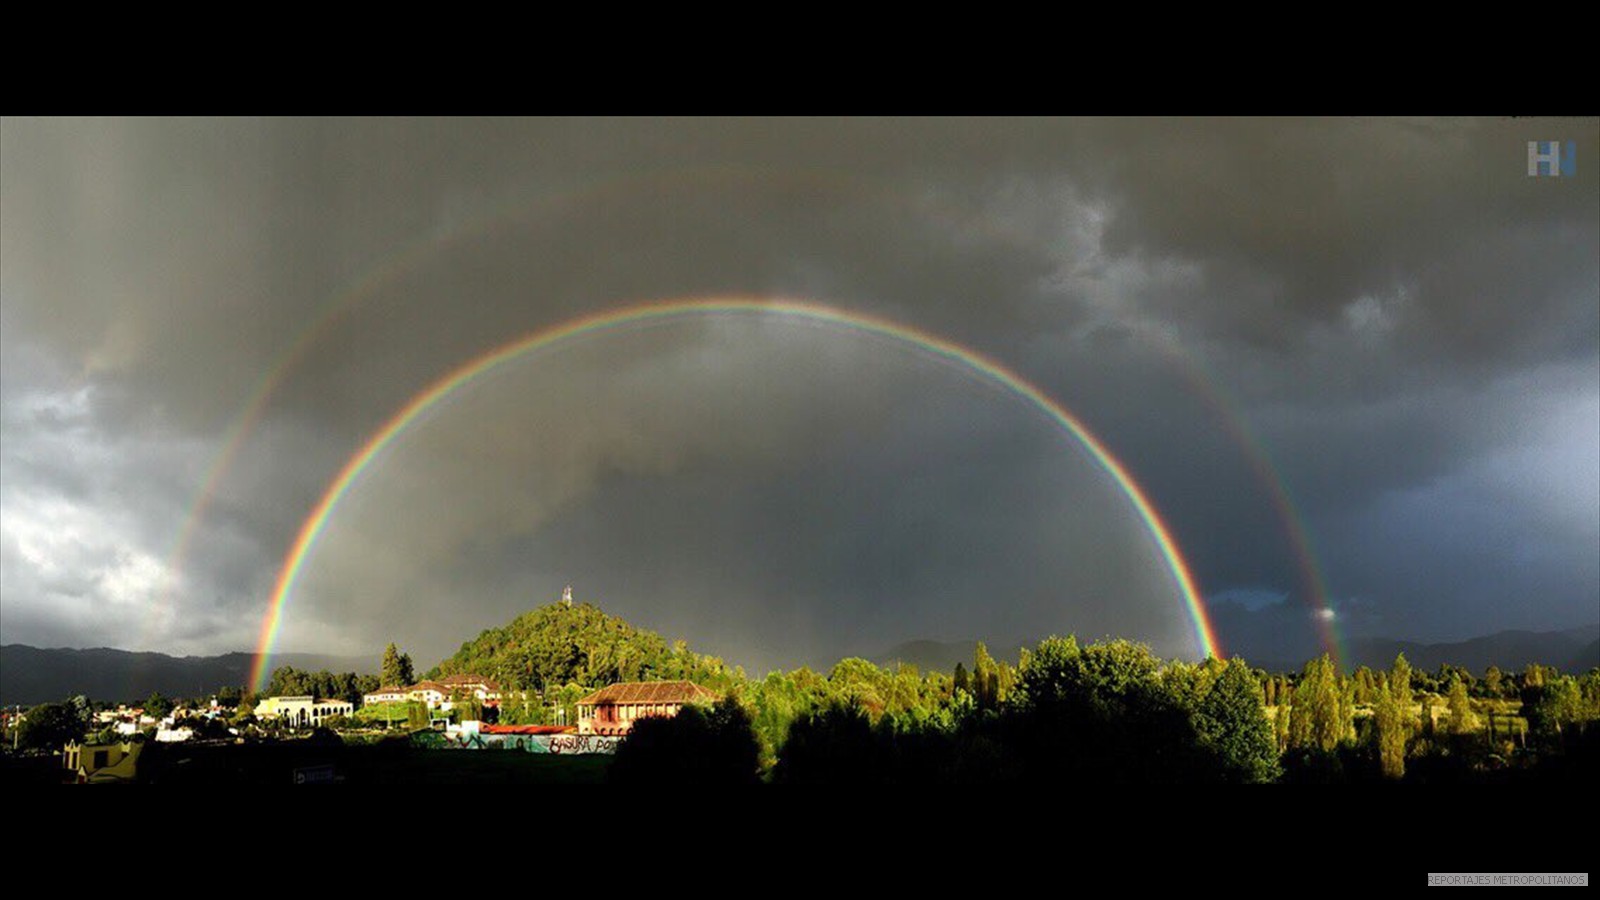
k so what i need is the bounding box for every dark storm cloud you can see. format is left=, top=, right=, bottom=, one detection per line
left=2, top=117, right=1595, bottom=671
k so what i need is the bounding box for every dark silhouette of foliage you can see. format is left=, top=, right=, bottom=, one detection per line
left=771, top=701, right=886, bottom=785
left=608, top=696, right=761, bottom=786
left=18, top=701, right=88, bottom=750
left=1006, top=638, right=1220, bottom=783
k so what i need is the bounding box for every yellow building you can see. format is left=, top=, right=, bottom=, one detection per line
left=63, top=740, right=142, bottom=784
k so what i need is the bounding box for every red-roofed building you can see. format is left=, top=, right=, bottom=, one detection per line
left=437, top=673, right=503, bottom=705
left=576, top=680, right=719, bottom=736
left=406, top=681, right=450, bottom=707
left=377, top=675, right=504, bottom=710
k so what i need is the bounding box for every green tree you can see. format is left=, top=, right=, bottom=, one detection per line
left=1194, top=659, right=1280, bottom=783
left=772, top=700, right=884, bottom=785
left=1389, top=653, right=1414, bottom=732
left=1287, top=654, right=1345, bottom=752
left=144, top=692, right=174, bottom=720
left=405, top=700, right=430, bottom=731
left=973, top=642, right=1000, bottom=711
left=1352, top=667, right=1378, bottom=705
left=18, top=702, right=88, bottom=750
left=377, top=640, right=416, bottom=682
left=1483, top=666, right=1504, bottom=699
left=455, top=692, right=484, bottom=723
left=1374, top=682, right=1407, bottom=779
left=1525, top=676, right=1584, bottom=739
left=1338, top=675, right=1357, bottom=744
left=1446, top=675, right=1477, bottom=735
left=953, top=662, right=970, bottom=696
left=1010, top=637, right=1218, bottom=783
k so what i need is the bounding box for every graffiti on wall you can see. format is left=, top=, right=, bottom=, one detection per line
left=544, top=734, right=618, bottom=755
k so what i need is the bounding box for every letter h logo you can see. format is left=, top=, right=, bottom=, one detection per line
left=1527, top=141, right=1576, bottom=177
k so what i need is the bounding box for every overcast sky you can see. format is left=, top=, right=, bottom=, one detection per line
left=2, top=117, right=1596, bottom=673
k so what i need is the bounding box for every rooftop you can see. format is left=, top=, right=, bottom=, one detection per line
left=578, top=680, right=719, bottom=706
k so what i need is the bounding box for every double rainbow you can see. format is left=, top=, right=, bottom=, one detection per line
left=250, top=298, right=1221, bottom=690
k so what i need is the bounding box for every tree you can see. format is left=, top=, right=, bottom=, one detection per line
left=17, top=702, right=87, bottom=751
left=405, top=700, right=430, bottom=731
left=1374, top=682, right=1407, bottom=779
left=1483, top=666, right=1505, bottom=699
left=1287, top=655, right=1345, bottom=752
left=610, top=697, right=761, bottom=785
left=972, top=643, right=1000, bottom=711
left=382, top=640, right=412, bottom=682
left=1009, top=637, right=1217, bottom=783
left=1446, top=675, right=1477, bottom=735
left=144, top=692, right=174, bottom=720
left=1389, top=653, right=1414, bottom=731
left=1338, top=675, right=1357, bottom=744
left=953, top=663, right=970, bottom=696
left=1524, top=677, right=1584, bottom=739
left=772, top=701, right=884, bottom=784
left=1353, top=667, right=1377, bottom=705
left=1194, top=659, right=1280, bottom=783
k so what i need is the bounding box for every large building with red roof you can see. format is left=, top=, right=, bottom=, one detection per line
left=575, top=680, right=719, bottom=736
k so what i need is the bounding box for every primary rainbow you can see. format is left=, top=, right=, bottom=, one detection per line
left=250, top=298, right=1220, bottom=691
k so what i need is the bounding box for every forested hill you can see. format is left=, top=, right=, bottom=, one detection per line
left=429, top=602, right=740, bottom=692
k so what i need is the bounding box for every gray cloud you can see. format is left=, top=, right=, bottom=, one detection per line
left=2, top=117, right=1595, bottom=673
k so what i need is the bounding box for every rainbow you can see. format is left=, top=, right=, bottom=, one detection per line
left=1130, top=327, right=1345, bottom=669
left=154, top=168, right=1337, bottom=671
left=250, top=298, right=1220, bottom=691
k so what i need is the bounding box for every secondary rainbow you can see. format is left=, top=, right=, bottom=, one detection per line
left=1126, top=326, right=1346, bottom=670
left=251, top=298, right=1221, bottom=691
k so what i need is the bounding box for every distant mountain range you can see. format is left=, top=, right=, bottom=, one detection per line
left=879, top=625, right=1600, bottom=677
left=1339, top=626, right=1599, bottom=677
left=0, top=645, right=375, bottom=707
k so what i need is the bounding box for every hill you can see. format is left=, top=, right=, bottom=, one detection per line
left=431, top=601, right=735, bottom=691
left=0, top=645, right=375, bottom=707
left=1563, top=638, right=1600, bottom=675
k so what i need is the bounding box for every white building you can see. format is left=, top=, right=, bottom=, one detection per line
left=254, top=696, right=354, bottom=727
left=155, top=726, right=193, bottom=743
left=362, top=685, right=409, bottom=705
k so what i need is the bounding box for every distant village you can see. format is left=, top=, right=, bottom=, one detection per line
left=11, top=672, right=716, bottom=783
left=2, top=586, right=728, bottom=783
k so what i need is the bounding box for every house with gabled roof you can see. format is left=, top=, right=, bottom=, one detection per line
left=575, top=680, right=719, bottom=736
